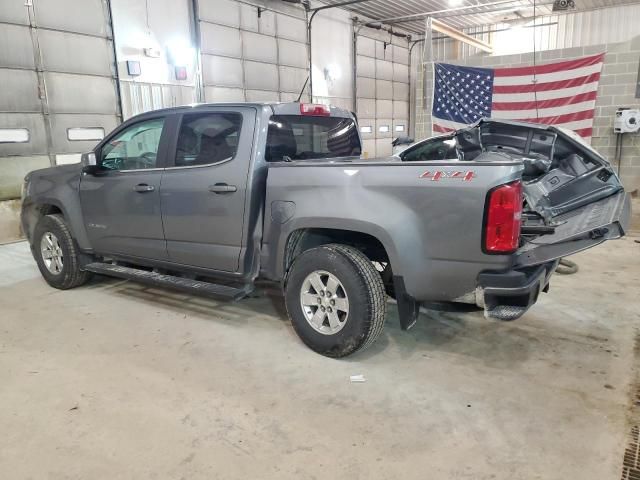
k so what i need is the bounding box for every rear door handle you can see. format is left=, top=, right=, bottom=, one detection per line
left=208, top=183, right=237, bottom=194
left=133, top=183, right=155, bottom=193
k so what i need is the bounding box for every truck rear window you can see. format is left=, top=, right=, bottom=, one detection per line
left=265, top=115, right=361, bottom=162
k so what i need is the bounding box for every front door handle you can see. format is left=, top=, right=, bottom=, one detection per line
left=208, top=183, right=237, bottom=194
left=133, top=183, right=155, bottom=193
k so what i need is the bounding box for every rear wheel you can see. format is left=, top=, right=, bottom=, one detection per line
left=285, top=244, right=386, bottom=358
left=32, top=214, right=91, bottom=289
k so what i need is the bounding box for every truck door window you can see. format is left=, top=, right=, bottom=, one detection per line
left=175, top=113, right=243, bottom=167
left=100, top=118, right=165, bottom=171
left=266, top=115, right=361, bottom=161
left=401, top=138, right=458, bottom=162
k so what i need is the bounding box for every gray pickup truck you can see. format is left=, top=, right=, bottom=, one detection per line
left=21, top=102, right=630, bottom=357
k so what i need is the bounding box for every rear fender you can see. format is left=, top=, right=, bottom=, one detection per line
left=272, top=217, right=402, bottom=281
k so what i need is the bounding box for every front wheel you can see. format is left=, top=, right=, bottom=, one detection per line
left=284, top=244, right=386, bottom=358
left=32, top=214, right=91, bottom=289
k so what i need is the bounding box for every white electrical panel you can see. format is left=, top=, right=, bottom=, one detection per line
left=614, top=108, right=640, bottom=133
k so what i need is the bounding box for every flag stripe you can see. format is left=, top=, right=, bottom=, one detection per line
left=573, top=127, right=593, bottom=137
left=493, top=72, right=601, bottom=94
left=518, top=110, right=594, bottom=124
left=493, top=53, right=604, bottom=77
left=492, top=91, right=597, bottom=111
left=491, top=100, right=596, bottom=119
left=492, top=81, right=599, bottom=103
left=433, top=122, right=593, bottom=139
left=493, top=63, right=602, bottom=86
left=433, top=124, right=456, bottom=133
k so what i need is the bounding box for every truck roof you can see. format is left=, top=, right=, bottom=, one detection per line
left=125, top=102, right=354, bottom=122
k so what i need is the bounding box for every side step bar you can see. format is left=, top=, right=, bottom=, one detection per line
left=83, top=262, right=253, bottom=301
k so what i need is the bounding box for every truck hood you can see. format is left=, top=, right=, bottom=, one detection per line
left=25, top=163, right=83, bottom=184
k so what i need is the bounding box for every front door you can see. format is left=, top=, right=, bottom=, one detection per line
left=80, top=116, right=170, bottom=260
left=160, top=107, right=256, bottom=272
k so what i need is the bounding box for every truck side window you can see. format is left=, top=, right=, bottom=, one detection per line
left=401, top=138, right=458, bottom=162
left=175, top=113, right=243, bottom=167
left=100, top=118, right=165, bottom=171
left=266, top=115, right=361, bottom=162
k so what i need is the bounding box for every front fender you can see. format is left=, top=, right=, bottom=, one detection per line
left=21, top=165, right=91, bottom=250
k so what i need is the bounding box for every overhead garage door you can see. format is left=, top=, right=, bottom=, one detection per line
left=355, top=28, right=410, bottom=158
left=0, top=0, right=120, bottom=200
left=197, top=0, right=310, bottom=103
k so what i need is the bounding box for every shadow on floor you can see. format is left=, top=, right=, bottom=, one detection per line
left=81, top=274, right=570, bottom=368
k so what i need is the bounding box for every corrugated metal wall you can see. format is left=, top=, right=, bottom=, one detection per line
left=0, top=0, right=120, bottom=200
left=430, top=3, right=640, bottom=60
left=355, top=27, right=410, bottom=158
left=197, top=0, right=310, bottom=103
left=111, top=0, right=198, bottom=119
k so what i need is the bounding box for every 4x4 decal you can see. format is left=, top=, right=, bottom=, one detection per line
left=420, top=171, right=476, bottom=181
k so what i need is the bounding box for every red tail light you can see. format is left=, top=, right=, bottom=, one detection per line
left=484, top=181, right=522, bottom=253
left=300, top=103, right=330, bottom=116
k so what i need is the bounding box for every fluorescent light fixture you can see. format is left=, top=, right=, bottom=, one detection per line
left=0, top=128, right=29, bottom=143
left=395, top=125, right=405, bottom=132
left=67, top=127, right=105, bottom=141
left=360, top=126, right=372, bottom=134
left=379, top=125, right=390, bottom=133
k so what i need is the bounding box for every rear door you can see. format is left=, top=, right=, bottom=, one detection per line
left=159, top=107, right=256, bottom=272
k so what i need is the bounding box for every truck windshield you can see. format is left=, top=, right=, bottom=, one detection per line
left=265, top=115, right=361, bottom=162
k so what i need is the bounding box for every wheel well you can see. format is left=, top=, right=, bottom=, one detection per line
left=22, top=204, right=63, bottom=242
left=284, top=228, right=390, bottom=275
left=39, top=204, right=63, bottom=217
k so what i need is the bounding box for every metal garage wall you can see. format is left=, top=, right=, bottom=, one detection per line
left=111, top=0, right=197, bottom=119
left=309, top=5, right=354, bottom=111
left=355, top=27, right=410, bottom=158
left=197, top=0, right=310, bottom=103
left=0, top=0, right=120, bottom=200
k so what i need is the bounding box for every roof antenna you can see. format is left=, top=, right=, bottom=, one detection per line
left=296, top=75, right=310, bottom=103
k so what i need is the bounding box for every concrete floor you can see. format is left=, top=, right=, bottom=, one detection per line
left=1, top=236, right=639, bottom=480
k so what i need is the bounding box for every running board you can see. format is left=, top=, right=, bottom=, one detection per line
left=83, top=262, right=252, bottom=301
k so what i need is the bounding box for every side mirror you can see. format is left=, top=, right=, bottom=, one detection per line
left=81, top=152, right=96, bottom=166
left=392, top=136, right=414, bottom=147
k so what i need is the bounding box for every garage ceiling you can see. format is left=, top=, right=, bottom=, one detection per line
left=320, top=0, right=640, bottom=34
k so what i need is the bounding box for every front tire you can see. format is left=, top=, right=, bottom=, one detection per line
left=32, top=214, right=91, bottom=289
left=285, top=244, right=386, bottom=358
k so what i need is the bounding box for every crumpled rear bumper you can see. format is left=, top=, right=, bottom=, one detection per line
left=476, top=260, right=559, bottom=320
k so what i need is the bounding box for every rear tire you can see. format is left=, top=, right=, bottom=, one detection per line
left=285, top=244, right=386, bottom=358
left=32, top=214, right=91, bottom=289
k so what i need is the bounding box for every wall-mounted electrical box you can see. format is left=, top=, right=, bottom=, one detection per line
left=126, top=60, right=141, bottom=77
left=614, top=108, right=640, bottom=133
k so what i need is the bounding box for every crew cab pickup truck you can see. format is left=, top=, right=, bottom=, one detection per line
left=21, top=102, right=631, bottom=357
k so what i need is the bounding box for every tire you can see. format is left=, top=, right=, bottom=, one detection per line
left=284, top=244, right=386, bottom=358
left=32, top=214, right=91, bottom=290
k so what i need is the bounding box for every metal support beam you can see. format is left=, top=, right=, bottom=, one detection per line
left=363, top=0, right=520, bottom=26
left=430, top=17, right=493, bottom=53
left=309, top=0, right=373, bottom=13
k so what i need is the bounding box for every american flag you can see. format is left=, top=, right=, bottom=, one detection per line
left=432, top=53, right=605, bottom=141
